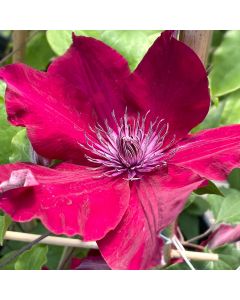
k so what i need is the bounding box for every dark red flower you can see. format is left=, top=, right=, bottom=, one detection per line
left=0, top=31, right=240, bottom=269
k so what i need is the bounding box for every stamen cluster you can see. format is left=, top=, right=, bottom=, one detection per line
left=80, top=110, right=177, bottom=180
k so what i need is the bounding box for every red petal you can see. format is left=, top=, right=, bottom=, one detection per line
left=128, top=31, right=210, bottom=143
left=171, top=125, right=240, bottom=180
left=0, top=163, right=130, bottom=240
left=0, top=63, right=93, bottom=163
left=204, top=224, right=240, bottom=249
left=48, top=34, right=131, bottom=124
left=98, top=165, right=204, bottom=269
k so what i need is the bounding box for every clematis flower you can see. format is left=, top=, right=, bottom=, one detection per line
left=0, top=30, right=240, bottom=270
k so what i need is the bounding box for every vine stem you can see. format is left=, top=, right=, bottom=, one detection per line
left=186, top=224, right=216, bottom=243
left=57, top=247, right=75, bottom=270
left=0, top=231, right=51, bottom=269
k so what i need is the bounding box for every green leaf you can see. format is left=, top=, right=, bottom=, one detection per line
left=194, top=180, right=224, bottom=196
left=9, top=129, right=30, bottom=163
left=207, top=187, right=240, bottom=224
left=25, top=31, right=55, bottom=70
left=0, top=250, right=18, bottom=270
left=165, top=263, right=190, bottom=270
left=209, top=31, right=240, bottom=97
left=0, top=80, right=6, bottom=98
left=0, top=84, right=23, bottom=164
left=166, top=245, right=240, bottom=270
left=15, top=244, right=48, bottom=270
left=46, top=30, right=161, bottom=70
left=211, top=30, right=226, bottom=49
left=193, top=245, right=240, bottom=270
left=178, top=212, right=200, bottom=240
left=179, top=196, right=210, bottom=240
left=0, top=214, right=12, bottom=245
left=228, top=168, right=240, bottom=191
left=185, top=197, right=210, bottom=216
left=183, top=194, right=195, bottom=209
left=191, top=101, right=225, bottom=133
left=220, top=89, right=240, bottom=125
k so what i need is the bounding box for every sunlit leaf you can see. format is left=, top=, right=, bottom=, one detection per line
left=9, top=129, right=30, bottom=163
left=0, top=82, right=22, bottom=164
left=25, top=31, right=55, bottom=70
left=15, top=244, right=48, bottom=270
left=210, top=31, right=240, bottom=97
left=220, top=89, right=240, bottom=125
left=207, top=187, right=240, bottom=225
left=0, top=214, right=11, bottom=245
left=0, top=80, right=6, bottom=98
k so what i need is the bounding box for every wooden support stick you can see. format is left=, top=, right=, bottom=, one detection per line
left=179, top=30, right=212, bottom=66
left=12, top=30, right=29, bottom=63
left=4, top=231, right=218, bottom=261
left=4, top=231, right=98, bottom=249
left=170, top=249, right=218, bottom=262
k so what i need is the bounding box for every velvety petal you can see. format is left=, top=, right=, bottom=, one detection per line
left=128, top=30, right=210, bottom=143
left=71, top=250, right=110, bottom=270
left=48, top=34, right=132, bottom=124
left=0, top=63, right=93, bottom=163
left=171, top=125, right=240, bottom=180
left=204, top=224, right=240, bottom=249
left=0, top=163, right=130, bottom=240
left=98, top=165, right=205, bottom=270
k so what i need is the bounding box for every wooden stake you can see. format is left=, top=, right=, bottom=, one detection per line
left=171, top=249, right=218, bottom=262
left=179, top=30, right=212, bottom=66
left=4, top=231, right=218, bottom=262
left=4, top=231, right=98, bottom=249
left=12, top=30, right=29, bottom=63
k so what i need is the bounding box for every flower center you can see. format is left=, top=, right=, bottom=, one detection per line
left=80, top=110, right=177, bottom=180
left=118, top=136, right=141, bottom=165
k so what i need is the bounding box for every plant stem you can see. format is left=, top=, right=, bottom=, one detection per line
left=181, top=242, right=205, bottom=251
left=186, top=225, right=216, bottom=243
left=57, top=247, right=75, bottom=270
left=0, top=231, right=50, bottom=269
